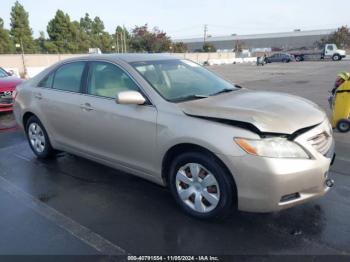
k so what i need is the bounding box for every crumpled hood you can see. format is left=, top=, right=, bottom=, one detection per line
left=178, top=89, right=326, bottom=134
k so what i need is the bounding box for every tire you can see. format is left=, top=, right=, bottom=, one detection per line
left=168, top=151, right=235, bottom=219
left=295, top=56, right=302, bottom=62
left=25, top=116, right=55, bottom=158
left=332, top=54, right=341, bottom=61
left=336, top=119, right=350, bottom=133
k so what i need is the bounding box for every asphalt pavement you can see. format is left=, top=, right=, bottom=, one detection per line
left=0, top=60, right=349, bottom=259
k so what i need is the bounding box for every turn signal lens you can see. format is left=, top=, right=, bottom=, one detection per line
left=235, top=138, right=258, bottom=155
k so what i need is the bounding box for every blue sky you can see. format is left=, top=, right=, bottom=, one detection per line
left=0, top=0, right=349, bottom=39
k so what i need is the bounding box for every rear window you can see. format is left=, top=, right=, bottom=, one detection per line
left=52, top=62, right=85, bottom=93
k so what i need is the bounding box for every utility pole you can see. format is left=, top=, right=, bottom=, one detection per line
left=120, top=31, right=124, bottom=53
left=20, top=38, right=27, bottom=78
left=123, top=26, right=127, bottom=53
left=203, top=24, right=208, bottom=45
left=116, top=33, right=120, bottom=53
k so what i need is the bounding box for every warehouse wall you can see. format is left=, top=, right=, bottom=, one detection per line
left=185, top=34, right=327, bottom=51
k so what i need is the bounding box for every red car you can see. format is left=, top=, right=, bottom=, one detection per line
left=0, top=67, right=23, bottom=113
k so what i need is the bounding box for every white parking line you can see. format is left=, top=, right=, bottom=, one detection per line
left=0, top=175, right=127, bottom=255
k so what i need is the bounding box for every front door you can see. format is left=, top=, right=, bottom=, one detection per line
left=325, top=44, right=334, bottom=56
left=78, top=61, right=157, bottom=174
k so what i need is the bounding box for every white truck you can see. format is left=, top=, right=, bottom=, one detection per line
left=290, top=44, right=346, bottom=62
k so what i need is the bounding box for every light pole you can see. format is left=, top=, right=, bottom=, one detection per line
left=123, top=26, right=127, bottom=53
left=116, top=33, right=120, bottom=53
left=203, top=24, right=208, bottom=45
left=16, top=39, right=27, bottom=78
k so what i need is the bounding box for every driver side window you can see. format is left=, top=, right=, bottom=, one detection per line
left=87, top=62, right=139, bottom=99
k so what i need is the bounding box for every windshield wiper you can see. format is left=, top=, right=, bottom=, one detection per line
left=172, top=94, right=209, bottom=102
left=210, top=88, right=235, bottom=96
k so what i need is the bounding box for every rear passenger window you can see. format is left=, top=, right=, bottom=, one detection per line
left=38, top=72, right=54, bottom=88
left=53, top=62, right=85, bottom=92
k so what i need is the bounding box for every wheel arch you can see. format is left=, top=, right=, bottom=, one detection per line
left=22, top=111, right=36, bottom=130
left=161, top=143, right=237, bottom=201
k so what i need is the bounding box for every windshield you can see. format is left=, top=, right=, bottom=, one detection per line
left=132, top=59, right=238, bottom=102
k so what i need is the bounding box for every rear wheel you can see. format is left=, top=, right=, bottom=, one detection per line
left=169, top=152, right=235, bottom=219
left=26, top=116, right=55, bottom=158
left=337, top=119, right=350, bottom=133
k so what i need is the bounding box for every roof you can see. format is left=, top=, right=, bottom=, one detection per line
left=175, top=29, right=336, bottom=43
left=79, top=53, right=178, bottom=63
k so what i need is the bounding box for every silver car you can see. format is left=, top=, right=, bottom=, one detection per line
left=14, top=54, right=335, bottom=219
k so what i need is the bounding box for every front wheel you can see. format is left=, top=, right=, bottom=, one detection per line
left=295, top=56, right=302, bottom=62
left=332, top=54, right=341, bottom=61
left=169, top=152, right=235, bottom=219
left=26, top=116, right=55, bottom=158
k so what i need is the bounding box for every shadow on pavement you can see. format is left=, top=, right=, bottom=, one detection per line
left=0, top=112, right=17, bottom=130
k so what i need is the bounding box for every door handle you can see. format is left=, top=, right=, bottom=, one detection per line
left=34, top=93, right=42, bottom=100
left=80, top=103, right=94, bottom=111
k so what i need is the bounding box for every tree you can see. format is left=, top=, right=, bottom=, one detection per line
left=35, top=31, right=59, bottom=53
left=80, top=13, right=93, bottom=35
left=47, top=10, right=80, bottom=53
left=203, top=42, right=216, bottom=52
left=92, top=17, right=104, bottom=35
left=130, top=24, right=171, bottom=53
left=79, top=14, right=113, bottom=52
left=0, top=18, right=14, bottom=53
left=10, top=1, right=37, bottom=53
left=172, top=42, right=188, bottom=53
left=316, top=26, right=350, bottom=49
left=92, top=17, right=113, bottom=52
left=72, top=21, right=90, bottom=52
left=36, top=31, right=46, bottom=53
left=99, top=31, right=113, bottom=52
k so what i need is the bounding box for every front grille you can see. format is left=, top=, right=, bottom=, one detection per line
left=308, top=131, right=332, bottom=156
left=0, top=91, right=13, bottom=105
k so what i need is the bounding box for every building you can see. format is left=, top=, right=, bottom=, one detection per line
left=175, top=29, right=335, bottom=52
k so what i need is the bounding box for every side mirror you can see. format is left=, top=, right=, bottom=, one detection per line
left=116, top=91, right=146, bottom=105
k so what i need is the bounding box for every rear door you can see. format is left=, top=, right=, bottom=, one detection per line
left=34, top=61, right=88, bottom=150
